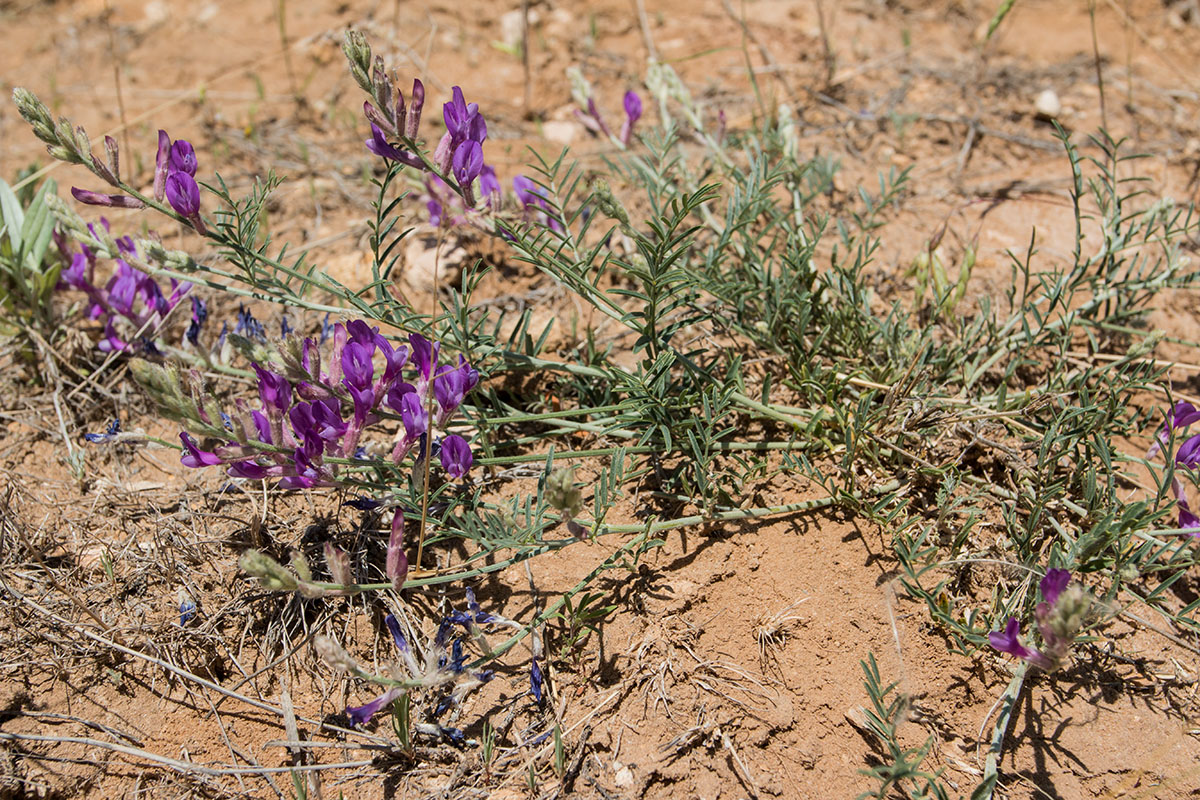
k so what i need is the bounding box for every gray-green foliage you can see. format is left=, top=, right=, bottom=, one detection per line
left=0, top=175, right=62, bottom=336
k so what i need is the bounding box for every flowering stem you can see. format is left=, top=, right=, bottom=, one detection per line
left=415, top=226, right=446, bottom=572
left=976, top=663, right=1027, bottom=800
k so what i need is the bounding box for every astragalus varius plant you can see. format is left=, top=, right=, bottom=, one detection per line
left=13, top=15, right=1200, bottom=797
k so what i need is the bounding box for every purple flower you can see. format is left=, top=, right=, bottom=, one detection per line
left=384, top=613, right=409, bottom=653
left=289, top=398, right=347, bottom=449
left=97, top=319, right=128, bottom=353
left=1147, top=401, right=1200, bottom=459
left=987, top=617, right=1040, bottom=663
left=253, top=363, right=293, bottom=413
left=1177, top=433, right=1200, bottom=469
left=341, top=340, right=375, bottom=391
left=530, top=656, right=544, bottom=703
left=377, top=338, right=409, bottom=387
left=235, top=305, right=266, bottom=342
left=442, top=86, right=487, bottom=145
left=397, top=388, right=428, bottom=439
left=84, top=418, right=121, bottom=443
left=250, top=409, right=273, bottom=444
left=365, top=123, right=423, bottom=168
left=344, top=382, right=376, bottom=426
left=479, top=164, right=502, bottom=208
left=165, top=172, right=206, bottom=233
left=61, top=252, right=89, bottom=289
left=433, top=358, right=478, bottom=424
left=180, top=432, right=222, bottom=468
left=346, top=688, right=403, bottom=727
left=70, top=187, right=145, bottom=209
left=228, top=460, right=272, bottom=480
left=169, top=140, right=197, bottom=176
left=1039, top=568, right=1071, bottom=607
left=185, top=296, right=208, bottom=346
left=513, top=175, right=539, bottom=209
left=409, top=333, right=440, bottom=391
left=452, top=141, right=484, bottom=203
left=1171, top=478, right=1200, bottom=532
left=440, top=434, right=473, bottom=479
left=620, top=90, right=642, bottom=146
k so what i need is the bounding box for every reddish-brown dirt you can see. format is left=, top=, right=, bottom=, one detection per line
left=2, top=1, right=1200, bottom=798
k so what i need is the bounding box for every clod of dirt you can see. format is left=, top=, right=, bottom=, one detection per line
left=403, top=234, right=467, bottom=296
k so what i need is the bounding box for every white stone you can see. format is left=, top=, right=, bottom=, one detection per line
left=1035, top=89, right=1061, bottom=118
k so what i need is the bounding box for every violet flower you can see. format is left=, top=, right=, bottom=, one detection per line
left=479, top=165, right=502, bottom=209
left=620, top=90, right=643, bottom=146
left=235, top=305, right=267, bottom=342
left=180, top=432, right=222, bottom=467
left=1146, top=401, right=1200, bottom=531
left=185, top=296, right=208, bottom=346
left=365, top=123, right=424, bottom=168
left=347, top=688, right=404, bottom=727
left=84, top=418, right=121, bottom=443
left=1147, top=400, right=1200, bottom=458
left=165, top=171, right=206, bottom=233
left=433, top=358, right=479, bottom=426
left=169, top=140, right=197, bottom=176
left=343, top=607, right=495, bottom=728
left=988, top=568, right=1091, bottom=671
left=987, top=618, right=1041, bottom=664
left=440, top=434, right=473, bottom=479
left=70, top=187, right=145, bottom=209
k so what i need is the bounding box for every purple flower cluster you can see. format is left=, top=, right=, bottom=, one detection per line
left=362, top=78, right=495, bottom=209
left=58, top=220, right=191, bottom=353
left=178, top=321, right=478, bottom=489
left=989, top=568, right=1090, bottom=671
left=1146, top=400, right=1200, bottom=532
left=155, top=131, right=206, bottom=233
left=69, top=129, right=206, bottom=234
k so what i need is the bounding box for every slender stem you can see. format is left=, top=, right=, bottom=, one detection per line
left=415, top=226, right=446, bottom=571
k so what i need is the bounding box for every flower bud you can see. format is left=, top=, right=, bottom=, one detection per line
left=387, top=510, right=408, bottom=591
left=154, top=130, right=170, bottom=201
left=104, top=135, right=121, bottom=183
left=406, top=79, right=424, bottom=139
left=323, top=542, right=353, bottom=586
left=12, top=88, right=56, bottom=143
left=545, top=466, right=584, bottom=518
left=341, top=31, right=373, bottom=93
left=239, top=549, right=299, bottom=592
left=315, top=634, right=359, bottom=674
